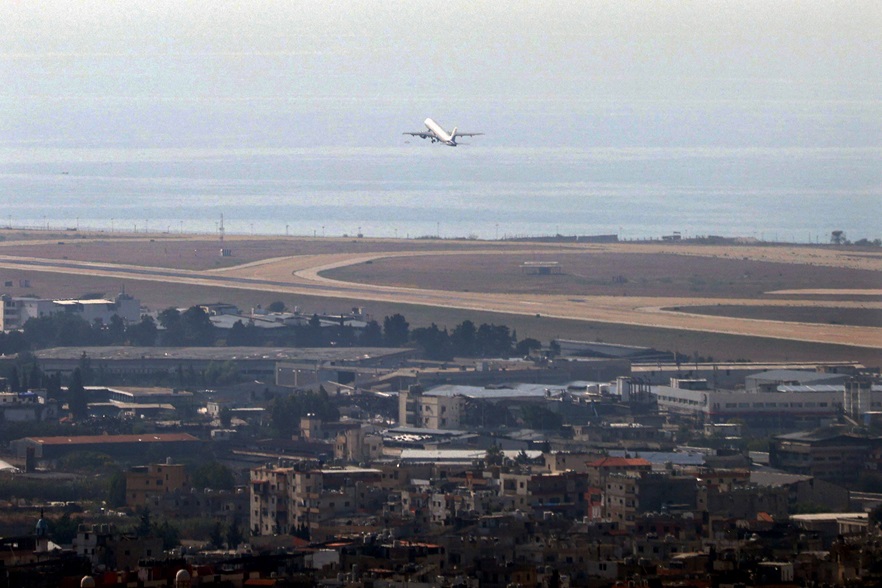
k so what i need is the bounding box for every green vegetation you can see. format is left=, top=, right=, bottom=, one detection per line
left=269, top=387, right=339, bottom=438
left=0, top=475, right=108, bottom=504
left=190, top=461, right=235, bottom=491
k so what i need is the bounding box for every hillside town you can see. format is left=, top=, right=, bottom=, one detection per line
left=1, top=293, right=881, bottom=587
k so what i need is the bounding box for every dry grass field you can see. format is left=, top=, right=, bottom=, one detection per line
left=0, top=229, right=879, bottom=364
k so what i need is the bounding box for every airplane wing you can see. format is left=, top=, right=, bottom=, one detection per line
left=403, top=131, right=435, bottom=138
left=453, top=132, right=483, bottom=137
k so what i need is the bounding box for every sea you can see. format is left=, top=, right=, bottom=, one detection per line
left=1, top=105, right=880, bottom=243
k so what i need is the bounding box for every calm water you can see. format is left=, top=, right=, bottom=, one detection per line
left=2, top=144, right=879, bottom=243
left=2, top=99, right=880, bottom=242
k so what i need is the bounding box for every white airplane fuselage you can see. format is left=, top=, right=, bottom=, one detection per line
left=424, top=118, right=459, bottom=146
left=403, top=118, right=480, bottom=146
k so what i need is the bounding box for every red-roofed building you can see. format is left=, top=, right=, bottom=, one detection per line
left=585, top=457, right=652, bottom=487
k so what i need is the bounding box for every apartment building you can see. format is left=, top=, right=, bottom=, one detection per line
left=125, top=462, right=189, bottom=508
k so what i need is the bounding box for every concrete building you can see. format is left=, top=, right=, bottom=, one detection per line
left=12, top=432, right=200, bottom=461
left=585, top=456, right=652, bottom=488
left=653, top=375, right=882, bottom=426
left=334, top=425, right=384, bottom=463
left=632, top=362, right=862, bottom=388
left=33, top=346, right=411, bottom=382
left=73, top=523, right=163, bottom=571
left=0, top=292, right=140, bottom=331
left=125, top=461, right=190, bottom=508
left=497, top=471, right=591, bottom=516
left=399, top=386, right=465, bottom=429
left=543, top=451, right=604, bottom=474
left=250, top=465, right=382, bottom=538
left=770, top=430, right=877, bottom=483
left=604, top=472, right=697, bottom=526
left=250, top=465, right=295, bottom=536
left=0, top=391, right=57, bottom=422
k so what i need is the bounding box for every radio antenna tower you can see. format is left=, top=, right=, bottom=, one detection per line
left=219, top=213, right=225, bottom=242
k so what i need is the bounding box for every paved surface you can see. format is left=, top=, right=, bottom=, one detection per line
left=1, top=244, right=880, bottom=350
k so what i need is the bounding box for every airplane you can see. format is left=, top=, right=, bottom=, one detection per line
left=403, top=118, right=483, bottom=147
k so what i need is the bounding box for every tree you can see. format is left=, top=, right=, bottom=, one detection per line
left=203, top=361, right=240, bottom=387
left=78, top=352, right=94, bottom=386
left=181, top=306, right=215, bottom=346
left=191, top=461, right=236, bottom=491
left=127, top=315, right=158, bottom=346
left=7, top=367, right=20, bottom=393
left=269, top=389, right=339, bottom=438
left=136, top=508, right=152, bottom=537
left=267, top=301, right=287, bottom=313
left=484, top=444, right=503, bottom=467
left=411, top=323, right=453, bottom=360
left=383, top=313, right=410, bottom=347
left=28, top=362, right=42, bottom=390
left=158, top=307, right=184, bottom=345
left=50, top=513, right=83, bottom=544
left=0, top=330, right=26, bottom=356
left=107, top=470, right=127, bottom=508
left=451, top=320, right=477, bottom=356
left=226, top=320, right=251, bottom=346
left=360, top=320, right=383, bottom=346
left=226, top=519, right=244, bottom=549
left=831, top=230, right=847, bottom=245
left=67, top=368, right=88, bottom=420
left=57, top=314, right=96, bottom=346
left=515, top=337, right=542, bottom=357
left=106, top=314, right=127, bottom=345
left=154, top=520, right=180, bottom=550
left=219, top=406, right=233, bottom=428
left=209, top=521, right=224, bottom=548
left=475, top=323, right=512, bottom=357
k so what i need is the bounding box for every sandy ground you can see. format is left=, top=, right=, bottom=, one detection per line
left=0, top=235, right=879, bottom=350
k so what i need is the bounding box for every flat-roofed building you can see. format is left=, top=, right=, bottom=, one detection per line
left=0, top=292, right=140, bottom=331
left=770, top=430, right=877, bottom=483
left=654, top=377, right=882, bottom=425
left=585, top=456, right=652, bottom=488
left=250, top=465, right=294, bottom=536
left=12, top=432, right=200, bottom=461
left=33, top=346, right=412, bottom=382
left=125, top=461, right=189, bottom=508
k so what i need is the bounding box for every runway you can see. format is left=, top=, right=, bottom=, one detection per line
left=0, top=248, right=879, bottom=350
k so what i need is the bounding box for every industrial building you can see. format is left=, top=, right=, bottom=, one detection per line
left=0, top=292, right=140, bottom=331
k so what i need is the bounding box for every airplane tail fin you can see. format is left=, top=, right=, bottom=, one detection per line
left=451, top=127, right=458, bottom=139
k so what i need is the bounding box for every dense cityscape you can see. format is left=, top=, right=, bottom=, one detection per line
left=0, top=282, right=880, bottom=587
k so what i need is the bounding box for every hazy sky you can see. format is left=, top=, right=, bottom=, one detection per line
left=2, top=1, right=880, bottom=148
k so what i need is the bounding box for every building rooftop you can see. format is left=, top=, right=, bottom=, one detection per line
left=608, top=450, right=707, bottom=466
left=24, top=433, right=199, bottom=446
left=747, top=369, right=846, bottom=382
left=34, top=346, right=410, bottom=362
left=105, top=386, right=192, bottom=398
left=778, top=384, right=882, bottom=393
left=425, top=383, right=566, bottom=399
left=586, top=457, right=652, bottom=468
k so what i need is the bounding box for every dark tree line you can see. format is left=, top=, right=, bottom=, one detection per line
left=268, top=387, right=339, bottom=438
left=2, top=306, right=550, bottom=363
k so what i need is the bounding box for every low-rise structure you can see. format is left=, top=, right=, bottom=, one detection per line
left=12, top=432, right=200, bottom=461
left=125, top=461, right=189, bottom=508
left=0, top=292, right=140, bottom=331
